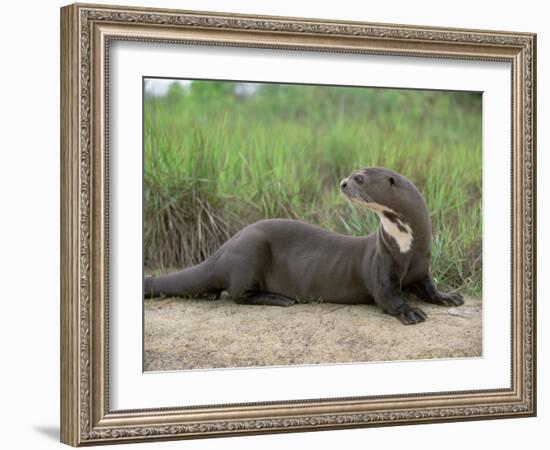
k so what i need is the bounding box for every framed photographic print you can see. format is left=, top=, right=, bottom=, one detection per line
left=60, top=3, right=536, bottom=446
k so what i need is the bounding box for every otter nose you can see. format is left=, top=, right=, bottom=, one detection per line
left=340, top=178, right=348, bottom=189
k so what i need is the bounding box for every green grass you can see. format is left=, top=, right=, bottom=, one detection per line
left=144, top=81, right=482, bottom=296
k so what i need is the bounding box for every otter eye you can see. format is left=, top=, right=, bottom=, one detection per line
left=353, top=174, right=364, bottom=184
left=389, top=176, right=395, bottom=186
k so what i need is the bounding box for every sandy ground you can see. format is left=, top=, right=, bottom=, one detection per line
left=144, top=295, right=482, bottom=371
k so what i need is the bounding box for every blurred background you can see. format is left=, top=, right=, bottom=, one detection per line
left=143, top=78, right=482, bottom=296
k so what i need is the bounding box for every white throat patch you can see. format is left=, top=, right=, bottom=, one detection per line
left=351, top=199, right=413, bottom=253
left=378, top=211, right=413, bottom=253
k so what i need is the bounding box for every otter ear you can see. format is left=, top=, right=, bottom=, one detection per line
left=389, top=176, right=396, bottom=186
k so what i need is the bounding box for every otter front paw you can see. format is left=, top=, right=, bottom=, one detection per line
left=434, top=292, right=464, bottom=307
left=395, top=304, right=427, bottom=325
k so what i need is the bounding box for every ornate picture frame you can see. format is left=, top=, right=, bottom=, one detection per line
left=60, top=3, right=536, bottom=446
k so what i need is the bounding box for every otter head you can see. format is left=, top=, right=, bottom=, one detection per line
left=340, top=167, right=430, bottom=253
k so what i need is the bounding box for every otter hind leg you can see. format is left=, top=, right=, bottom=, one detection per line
left=406, top=275, right=464, bottom=307
left=200, top=289, right=223, bottom=301
left=234, top=292, right=296, bottom=307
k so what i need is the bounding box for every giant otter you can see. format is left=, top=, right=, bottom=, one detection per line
left=144, top=167, right=464, bottom=325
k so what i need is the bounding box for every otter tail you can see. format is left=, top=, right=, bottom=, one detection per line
left=144, top=261, right=218, bottom=298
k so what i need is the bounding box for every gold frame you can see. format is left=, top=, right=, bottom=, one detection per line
left=60, top=2, right=536, bottom=446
